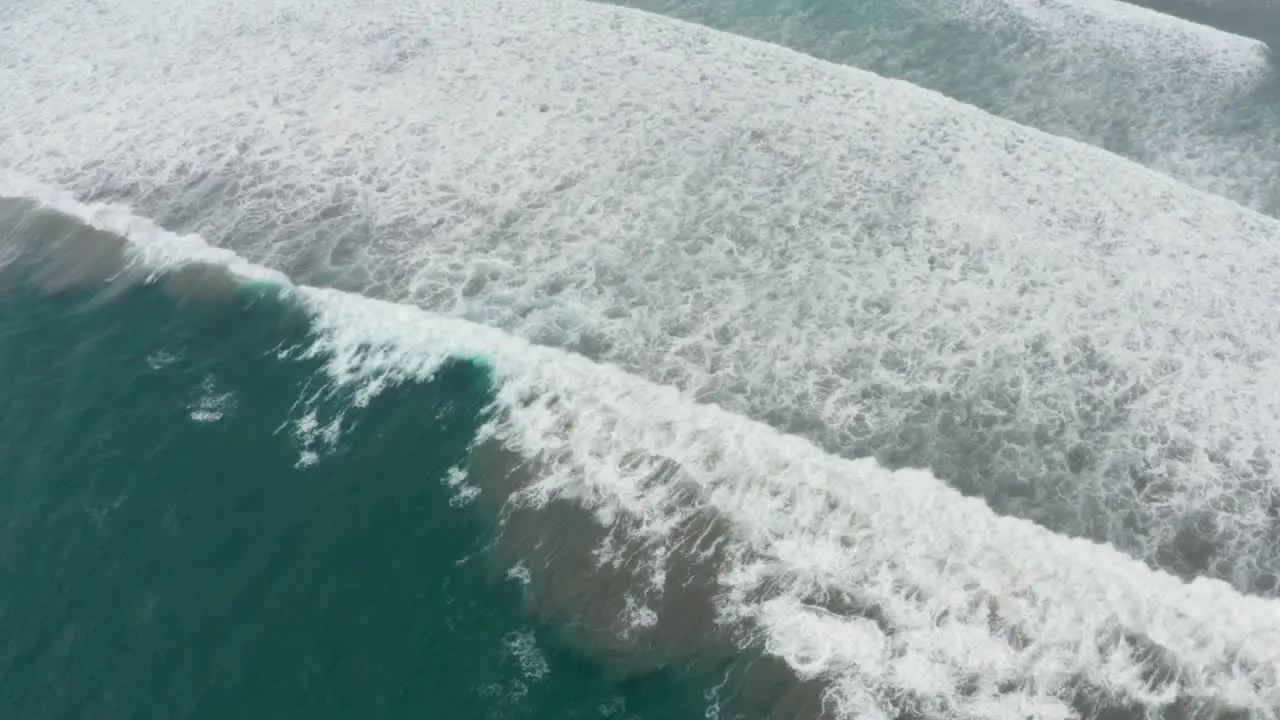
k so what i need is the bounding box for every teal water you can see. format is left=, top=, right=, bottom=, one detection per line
left=0, top=216, right=714, bottom=718
left=5, top=0, right=1280, bottom=716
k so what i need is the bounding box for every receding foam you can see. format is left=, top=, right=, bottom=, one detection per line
left=5, top=0, right=1280, bottom=601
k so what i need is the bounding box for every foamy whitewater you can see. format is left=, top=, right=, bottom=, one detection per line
left=4, top=0, right=1280, bottom=716
left=8, top=0, right=1280, bottom=591
left=610, top=0, right=1280, bottom=216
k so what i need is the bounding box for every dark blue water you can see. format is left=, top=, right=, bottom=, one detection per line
left=0, top=209, right=717, bottom=718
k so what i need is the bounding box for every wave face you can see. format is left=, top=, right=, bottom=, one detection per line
left=7, top=184, right=1280, bottom=720
left=6, top=0, right=1280, bottom=595
left=601, top=0, right=1280, bottom=217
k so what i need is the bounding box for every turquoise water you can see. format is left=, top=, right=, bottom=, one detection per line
left=0, top=212, right=716, bottom=718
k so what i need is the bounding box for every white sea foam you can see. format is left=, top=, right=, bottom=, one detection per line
left=503, top=630, right=551, bottom=682
left=298, top=283, right=1280, bottom=718
left=7, top=172, right=1280, bottom=718
left=188, top=374, right=236, bottom=423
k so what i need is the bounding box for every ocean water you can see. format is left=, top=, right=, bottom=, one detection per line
left=0, top=205, right=717, bottom=719
left=4, top=0, right=1280, bottom=719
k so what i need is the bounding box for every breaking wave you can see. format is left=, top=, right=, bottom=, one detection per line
left=4, top=173, right=1280, bottom=720
left=7, top=0, right=1280, bottom=594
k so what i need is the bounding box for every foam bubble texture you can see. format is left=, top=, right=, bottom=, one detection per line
left=10, top=171, right=1280, bottom=720
left=4, top=0, right=1280, bottom=595
left=609, top=0, right=1280, bottom=217
left=298, top=285, right=1280, bottom=720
